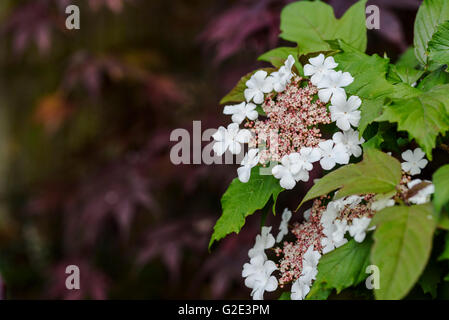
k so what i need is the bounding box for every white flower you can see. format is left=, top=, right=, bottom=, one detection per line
left=248, top=226, right=275, bottom=260
left=304, top=54, right=338, bottom=86
left=329, top=94, right=361, bottom=130
left=276, top=208, right=292, bottom=243
left=244, top=70, right=273, bottom=104
left=332, top=129, right=364, bottom=158
left=237, top=149, right=260, bottom=183
left=212, top=123, right=251, bottom=156
left=223, top=102, right=258, bottom=124
left=303, top=208, right=311, bottom=222
left=332, top=219, right=348, bottom=243
left=317, top=70, right=354, bottom=103
left=291, top=278, right=311, bottom=300
left=301, top=245, right=321, bottom=282
left=371, top=197, right=395, bottom=211
left=401, top=148, right=428, bottom=175
left=320, top=202, right=338, bottom=229
left=349, top=217, right=372, bottom=243
left=407, top=179, right=435, bottom=204
left=272, top=153, right=302, bottom=189
left=242, top=255, right=278, bottom=300
left=333, top=195, right=363, bottom=211
left=318, top=140, right=350, bottom=170
left=270, top=55, right=296, bottom=92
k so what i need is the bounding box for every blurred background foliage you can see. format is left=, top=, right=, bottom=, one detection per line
left=0, top=0, right=421, bottom=299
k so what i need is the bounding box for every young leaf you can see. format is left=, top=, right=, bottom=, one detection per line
left=376, top=85, right=449, bottom=159
left=433, top=164, right=449, bottom=213
left=307, top=237, right=373, bottom=300
left=417, top=66, right=449, bottom=91
left=280, top=0, right=367, bottom=54
left=209, top=167, right=283, bottom=248
left=414, top=0, right=449, bottom=67
left=297, top=148, right=401, bottom=209
left=429, top=20, right=449, bottom=66
left=370, top=204, right=437, bottom=300
left=258, top=47, right=302, bottom=74
left=220, top=68, right=274, bottom=105
left=388, top=65, right=425, bottom=86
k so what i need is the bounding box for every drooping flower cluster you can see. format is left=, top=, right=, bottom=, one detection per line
left=213, top=54, right=364, bottom=190
left=241, top=146, right=435, bottom=300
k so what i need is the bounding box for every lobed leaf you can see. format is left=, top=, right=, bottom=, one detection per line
left=209, top=167, right=283, bottom=249
left=297, top=148, right=401, bottom=210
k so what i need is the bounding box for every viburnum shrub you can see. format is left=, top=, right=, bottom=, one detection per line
left=209, top=0, right=449, bottom=300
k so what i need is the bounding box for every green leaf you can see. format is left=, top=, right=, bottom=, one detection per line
left=280, top=0, right=367, bottom=54
left=220, top=68, right=274, bottom=105
left=297, top=148, right=401, bottom=209
left=388, top=65, right=425, bottom=86
left=278, top=292, right=291, bottom=300
left=333, top=41, right=421, bottom=134
left=258, top=47, right=303, bottom=74
left=414, top=0, right=449, bottom=67
left=209, top=167, right=283, bottom=248
left=396, top=47, right=420, bottom=69
left=307, top=237, right=373, bottom=299
left=433, top=164, right=449, bottom=213
left=418, top=259, right=443, bottom=298
left=370, top=204, right=437, bottom=299
left=438, top=231, right=449, bottom=261
left=429, top=20, right=449, bottom=66
left=417, top=66, right=449, bottom=91
left=376, top=85, right=449, bottom=159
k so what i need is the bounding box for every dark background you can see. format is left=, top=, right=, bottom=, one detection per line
left=0, top=0, right=421, bottom=299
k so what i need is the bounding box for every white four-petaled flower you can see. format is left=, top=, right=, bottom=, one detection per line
left=349, top=217, right=372, bottom=243
left=329, top=93, right=361, bottom=131
left=248, top=226, right=275, bottom=260
left=242, top=255, right=278, bottom=300
left=401, top=148, right=428, bottom=175
left=318, top=140, right=350, bottom=170
left=270, top=55, right=296, bottom=92
left=332, top=129, right=364, bottom=158
left=244, top=70, right=273, bottom=104
left=317, top=70, right=354, bottom=103
left=237, top=149, right=260, bottom=183
left=212, top=123, right=251, bottom=156
left=304, top=54, right=338, bottom=86
left=276, top=208, right=292, bottom=243
left=223, top=102, right=258, bottom=124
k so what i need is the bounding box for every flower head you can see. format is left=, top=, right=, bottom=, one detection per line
left=317, top=70, right=354, bottom=103
left=348, top=217, right=372, bottom=243
left=329, top=94, right=361, bottom=130
left=248, top=226, right=275, bottom=260
left=304, top=54, right=338, bottom=86
left=318, top=140, right=350, bottom=170
left=212, top=123, right=251, bottom=156
left=242, top=255, right=278, bottom=300
left=332, top=129, right=364, bottom=158
left=244, top=70, right=273, bottom=104
left=401, top=148, right=428, bottom=175
left=237, top=149, right=260, bottom=183
left=223, top=102, right=258, bottom=124
left=270, top=55, right=296, bottom=92
left=276, top=208, right=292, bottom=243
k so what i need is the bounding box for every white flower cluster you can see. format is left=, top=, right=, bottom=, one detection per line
left=213, top=54, right=364, bottom=190
left=242, top=209, right=294, bottom=300
left=401, top=147, right=434, bottom=204
left=291, top=245, right=321, bottom=300
left=242, top=227, right=278, bottom=300
left=320, top=196, right=374, bottom=254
